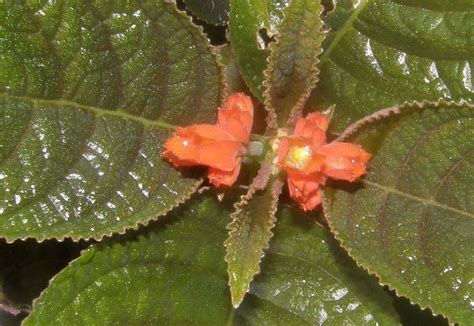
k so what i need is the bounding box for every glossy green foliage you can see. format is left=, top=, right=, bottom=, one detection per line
left=229, top=0, right=289, bottom=100
left=264, top=0, right=324, bottom=127
left=243, top=205, right=399, bottom=325
left=184, top=0, right=229, bottom=26
left=0, top=1, right=223, bottom=125
left=324, top=102, right=474, bottom=324
left=25, top=196, right=398, bottom=325
left=1, top=1, right=472, bottom=324
left=0, top=1, right=224, bottom=240
left=311, top=0, right=474, bottom=132
left=0, top=96, right=202, bottom=241
left=225, top=174, right=282, bottom=308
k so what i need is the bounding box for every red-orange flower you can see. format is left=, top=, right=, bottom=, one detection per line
left=162, top=93, right=254, bottom=187
left=278, top=112, right=371, bottom=211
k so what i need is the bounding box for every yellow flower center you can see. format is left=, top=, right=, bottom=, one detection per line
left=287, top=145, right=312, bottom=169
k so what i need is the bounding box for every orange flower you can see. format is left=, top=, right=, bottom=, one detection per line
left=162, top=93, right=254, bottom=187
left=278, top=112, right=371, bottom=211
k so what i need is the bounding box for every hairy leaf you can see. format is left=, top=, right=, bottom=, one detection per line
left=25, top=195, right=398, bottom=325
left=239, top=205, right=399, bottom=324
left=393, top=296, right=448, bottom=326
left=0, top=1, right=224, bottom=240
left=184, top=0, right=229, bottom=26
left=217, top=45, right=248, bottom=94
left=229, top=0, right=289, bottom=100
left=264, top=0, right=324, bottom=128
left=310, top=0, right=474, bottom=132
left=323, top=102, right=474, bottom=324
left=225, top=162, right=282, bottom=307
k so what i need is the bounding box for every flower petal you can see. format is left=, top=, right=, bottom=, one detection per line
left=287, top=172, right=326, bottom=211
left=208, top=162, right=241, bottom=187
left=321, top=142, right=372, bottom=182
left=217, top=93, right=254, bottom=143
left=293, top=112, right=328, bottom=145
left=162, top=125, right=243, bottom=171
left=278, top=136, right=325, bottom=175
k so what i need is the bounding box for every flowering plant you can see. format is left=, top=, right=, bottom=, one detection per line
left=277, top=112, right=371, bottom=211
left=0, top=1, right=471, bottom=325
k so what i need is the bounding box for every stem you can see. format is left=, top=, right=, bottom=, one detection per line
left=249, top=133, right=270, bottom=142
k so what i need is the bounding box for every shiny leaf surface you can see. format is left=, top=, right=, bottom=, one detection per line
left=310, top=0, right=474, bottom=132
left=324, top=102, right=474, bottom=324
left=0, top=1, right=224, bottom=240
left=25, top=195, right=398, bottom=325
left=229, top=0, right=289, bottom=100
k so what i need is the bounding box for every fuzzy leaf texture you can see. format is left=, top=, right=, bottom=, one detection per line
left=323, top=102, right=474, bottom=324
left=310, top=0, right=474, bottom=132
left=24, top=195, right=399, bottom=325
left=0, top=1, right=224, bottom=241
left=225, top=161, right=282, bottom=307
left=229, top=0, right=290, bottom=100
left=264, top=0, right=325, bottom=128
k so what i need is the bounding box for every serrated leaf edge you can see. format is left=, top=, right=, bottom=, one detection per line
left=171, top=1, right=228, bottom=103
left=23, top=192, right=218, bottom=325
left=21, top=243, right=93, bottom=325
left=2, top=177, right=202, bottom=244
left=322, top=99, right=474, bottom=324
left=224, top=159, right=284, bottom=308
left=336, top=99, right=474, bottom=142
left=321, top=191, right=451, bottom=324
left=262, top=0, right=325, bottom=129
left=227, top=0, right=271, bottom=101
left=1, top=1, right=227, bottom=244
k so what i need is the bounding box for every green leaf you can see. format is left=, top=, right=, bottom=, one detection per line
left=184, top=0, right=229, bottom=26
left=0, top=1, right=225, bottom=241
left=25, top=195, right=398, bottom=325
left=264, top=0, right=325, bottom=128
left=229, top=0, right=289, bottom=100
left=25, top=196, right=233, bottom=326
left=393, top=296, right=448, bottom=326
left=310, top=0, right=474, bottom=133
left=240, top=205, right=399, bottom=324
left=225, top=160, right=283, bottom=307
left=217, top=44, right=248, bottom=94
left=323, top=102, right=474, bottom=324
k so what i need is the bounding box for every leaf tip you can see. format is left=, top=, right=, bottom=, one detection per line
left=229, top=282, right=247, bottom=309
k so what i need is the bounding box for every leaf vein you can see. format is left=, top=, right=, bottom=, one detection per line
left=0, top=94, right=175, bottom=130
left=319, top=0, right=370, bottom=65
left=362, top=180, right=474, bottom=219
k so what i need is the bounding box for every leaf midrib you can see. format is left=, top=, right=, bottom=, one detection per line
left=318, top=0, right=370, bottom=66
left=362, top=179, right=474, bottom=219
left=266, top=0, right=323, bottom=127
left=0, top=93, right=176, bottom=131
